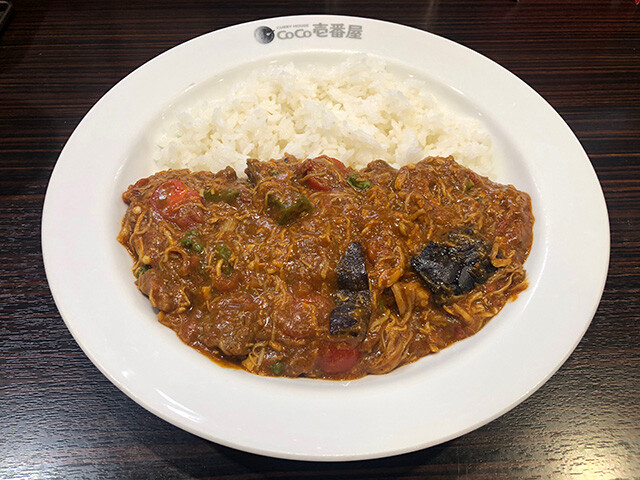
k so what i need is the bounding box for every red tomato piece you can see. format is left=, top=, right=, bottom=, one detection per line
left=326, top=156, right=348, bottom=175
left=318, top=342, right=361, bottom=375
left=151, top=179, right=203, bottom=228
left=305, top=176, right=331, bottom=192
left=300, top=157, right=349, bottom=191
left=151, top=179, right=201, bottom=212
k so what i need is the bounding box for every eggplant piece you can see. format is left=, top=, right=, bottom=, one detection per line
left=330, top=243, right=371, bottom=338
left=329, top=290, right=372, bottom=337
left=336, top=242, right=369, bottom=291
left=410, top=230, right=495, bottom=304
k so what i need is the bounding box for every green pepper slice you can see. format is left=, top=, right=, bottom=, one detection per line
left=267, top=194, right=313, bottom=225
left=203, top=187, right=240, bottom=204
left=270, top=360, right=285, bottom=376
left=348, top=173, right=371, bottom=190
left=181, top=230, right=203, bottom=253
left=135, top=264, right=151, bottom=278
left=216, top=244, right=232, bottom=261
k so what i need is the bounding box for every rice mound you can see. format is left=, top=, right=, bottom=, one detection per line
left=154, top=55, right=494, bottom=177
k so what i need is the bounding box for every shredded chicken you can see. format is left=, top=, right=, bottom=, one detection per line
left=118, top=155, right=534, bottom=379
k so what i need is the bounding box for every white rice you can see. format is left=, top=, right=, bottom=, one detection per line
left=153, top=55, right=494, bottom=177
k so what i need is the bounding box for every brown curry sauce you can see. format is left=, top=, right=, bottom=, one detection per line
left=118, top=155, right=533, bottom=379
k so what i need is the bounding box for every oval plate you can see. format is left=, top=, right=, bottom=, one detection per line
left=42, top=15, right=609, bottom=461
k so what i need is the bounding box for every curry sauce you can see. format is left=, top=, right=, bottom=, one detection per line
left=118, top=155, right=533, bottom=379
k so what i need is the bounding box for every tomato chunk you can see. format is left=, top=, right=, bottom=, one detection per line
left=300, top=156, right=349, bottom=191
left=151, top=179, right=204, bottom=228
left=325, top=156, right=349, bottom=175
left=318, top=342, right=361, bottom=375
left=305, top=176, right=332, bottom=192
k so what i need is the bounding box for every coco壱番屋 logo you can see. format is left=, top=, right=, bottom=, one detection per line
left=254, top=23, right=363, bottom=44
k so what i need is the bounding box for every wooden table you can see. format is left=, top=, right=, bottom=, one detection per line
left=2, top=0, right=638, bottom=478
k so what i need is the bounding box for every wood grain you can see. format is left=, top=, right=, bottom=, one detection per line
left=1, top=0, right=639, bottom=478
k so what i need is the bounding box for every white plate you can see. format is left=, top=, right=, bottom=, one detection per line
left=42, top=15, right=609, bottom=461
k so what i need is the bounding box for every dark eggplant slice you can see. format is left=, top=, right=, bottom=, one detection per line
left=336, top=242, right=369, bottom=291
left=330, top=243, right=371, bottom=338
left=410, top=230, right=495, bottom=304
left=329, top=290, right=372, bottom=337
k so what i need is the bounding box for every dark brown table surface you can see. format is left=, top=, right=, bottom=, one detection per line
left=2, top=0, right=639, bottom=478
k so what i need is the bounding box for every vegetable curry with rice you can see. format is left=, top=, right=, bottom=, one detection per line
left=118, top=155, right=533, bottom=379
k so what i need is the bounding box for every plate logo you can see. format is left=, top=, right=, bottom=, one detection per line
left=254, top=23, right=363, bottom=44
left=254, top=26, right=275, bottom=44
